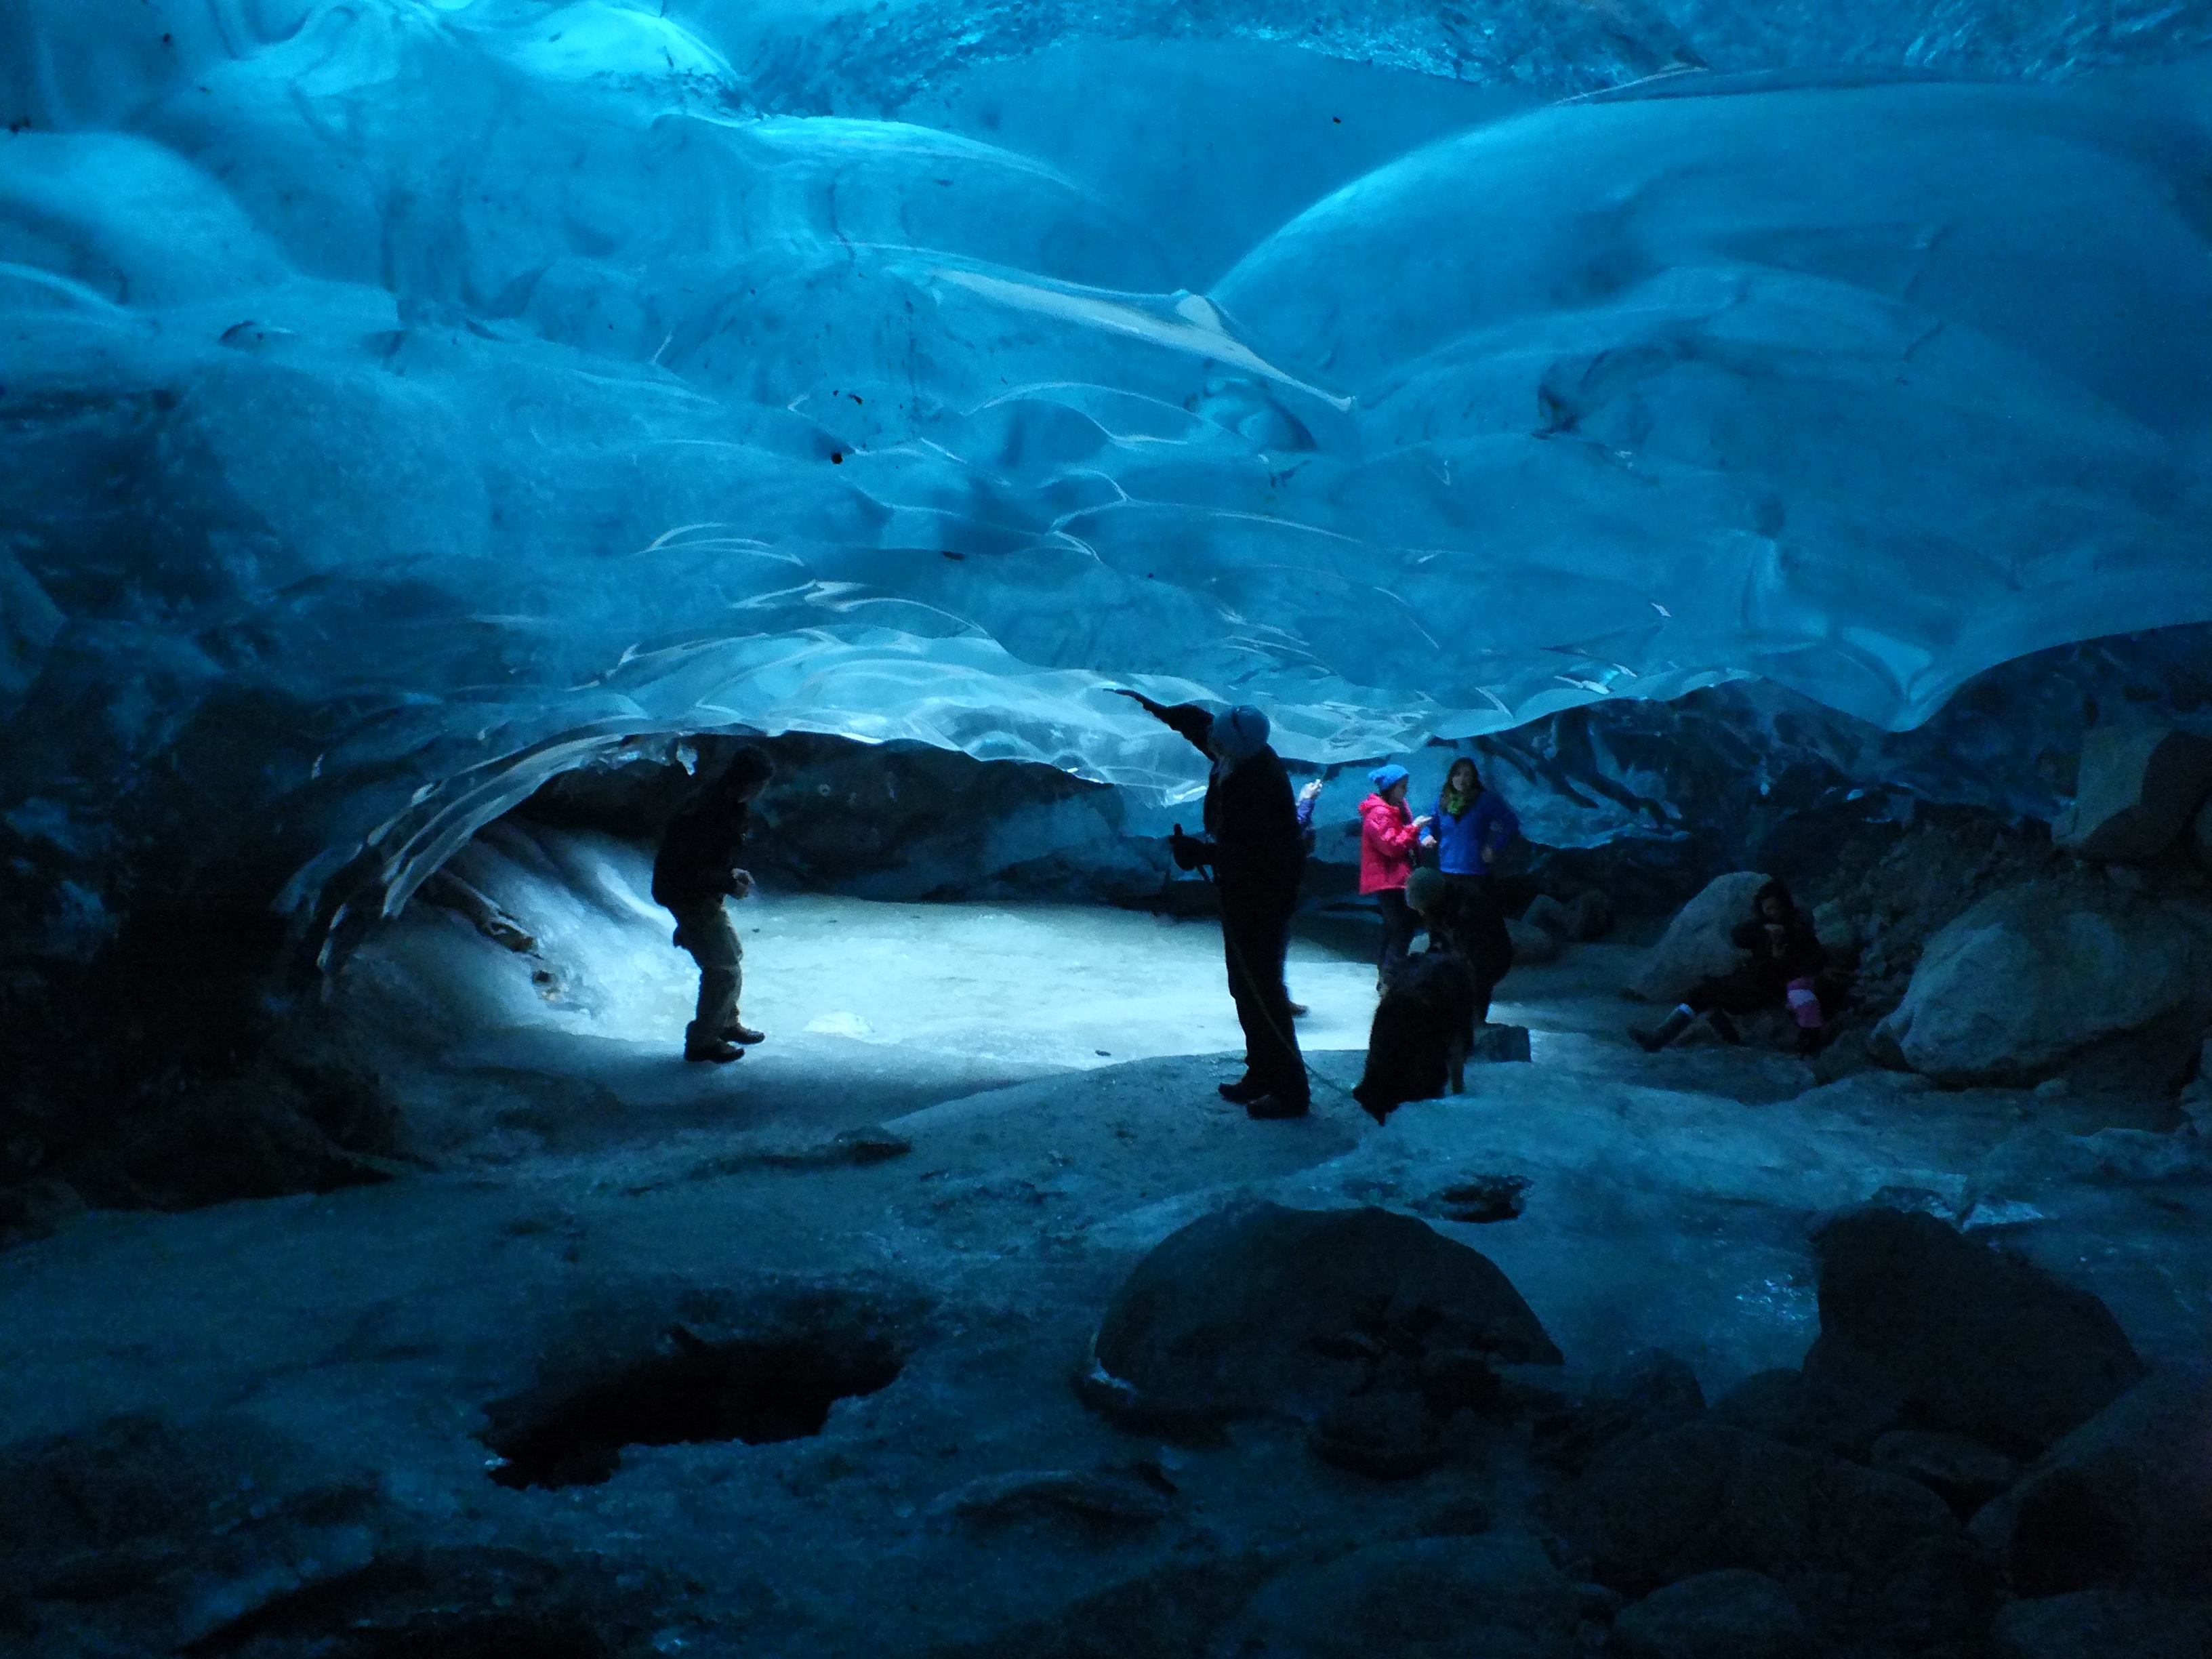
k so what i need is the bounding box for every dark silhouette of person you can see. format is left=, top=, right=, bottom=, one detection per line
left=1120, top=691, right=1309, bottom=1118
left=1633, top=877, right=1828, bottom=1055
left=652, top=746, right=775, bottom=1063
left=1405, top=865, right=1515, bottom=1030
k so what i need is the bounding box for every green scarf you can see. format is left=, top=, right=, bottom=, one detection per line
left=1440, top=784, right=1476, bottom=818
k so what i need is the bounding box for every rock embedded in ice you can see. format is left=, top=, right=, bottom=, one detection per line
left=2052, top=726, right=2212, bottom=865
left=1804, top=1206, right=2146, bottom=1456
left=1628, top=872, right=1769, bottom=1005
left=1875, top=878, right=2212, bottom=1088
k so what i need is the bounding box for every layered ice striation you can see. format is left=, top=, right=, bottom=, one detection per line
left=3, top=1, right=2211, bottom=953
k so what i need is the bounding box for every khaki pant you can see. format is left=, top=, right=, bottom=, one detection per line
left=668, top=897, right=743, bottom=1050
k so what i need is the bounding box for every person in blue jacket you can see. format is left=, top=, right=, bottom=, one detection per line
left=1421, top=757, right=1518, bottom=892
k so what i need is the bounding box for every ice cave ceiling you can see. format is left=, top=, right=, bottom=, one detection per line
left=3, top=0, right=2212, bottom=944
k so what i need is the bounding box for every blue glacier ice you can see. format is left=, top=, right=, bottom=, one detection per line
left=3, top=1, right=2212, bottom=954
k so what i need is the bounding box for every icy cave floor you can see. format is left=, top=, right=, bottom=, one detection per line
left=5, top=856, right=2211, bottom=1656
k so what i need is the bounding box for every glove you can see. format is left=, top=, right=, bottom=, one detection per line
left=1168, top=824, right=1212, bottom=872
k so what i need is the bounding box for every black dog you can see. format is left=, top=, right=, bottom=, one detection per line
left=1351, top=950, right=1478, bottom=1125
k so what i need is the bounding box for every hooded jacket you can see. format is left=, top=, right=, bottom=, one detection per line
left=1359, top=792, right=1422, bottom=895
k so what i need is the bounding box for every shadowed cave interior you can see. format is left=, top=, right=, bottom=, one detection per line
left=4, top=4, right=2212, bottom=1657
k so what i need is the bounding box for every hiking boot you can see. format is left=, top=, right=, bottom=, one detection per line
left=724, top=1020, right=766, bottom=1045
left=1630, top=1006, right=1695, bottom=1053
left=684, top=1038, right=743, bottom=1064
left=1245, top=1092, right=1310, bottom=1120
left=1218, top=1075, right=1266, bottom=1104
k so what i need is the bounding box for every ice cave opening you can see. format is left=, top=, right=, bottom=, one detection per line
left=5, top=3, right=2212, bottom=1656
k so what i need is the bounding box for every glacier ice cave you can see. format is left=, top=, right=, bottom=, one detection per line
left=5, top=3, right=2212, bottom=1657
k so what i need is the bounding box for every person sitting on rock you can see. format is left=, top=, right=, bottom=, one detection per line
left=1632, top=878, right=1828, bottom=1056
left=1406, top=865, right=1515, bottom=1031
left=653, top=745, right=775, bottom=1063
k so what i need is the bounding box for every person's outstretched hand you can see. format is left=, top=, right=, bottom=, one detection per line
left=1412, top=814, right=1434, bottom=830
left=1298, top=779, right=1324, bottom=804
left=729, top=868, right=756, bottom=898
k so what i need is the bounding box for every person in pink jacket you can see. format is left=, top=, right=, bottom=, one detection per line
left=1359, top=764, right=1431, bottom=990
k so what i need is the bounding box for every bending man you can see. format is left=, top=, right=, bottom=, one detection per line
left=653, top=746, right=775, bottom=1063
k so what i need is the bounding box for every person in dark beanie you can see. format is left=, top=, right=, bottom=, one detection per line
left=653, top=746, right=775, bottom=1063
left=1120, top=691, right=1310, bottom=1118
left=1631, top=878, right=1828, bottom=1056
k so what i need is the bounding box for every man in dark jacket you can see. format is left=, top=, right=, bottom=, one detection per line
left=1632, top=877, right=1828, bottom=1055
left=653, top=746, right=775, bottom=1063
left=1122, top=692, right=1309, bottom=1119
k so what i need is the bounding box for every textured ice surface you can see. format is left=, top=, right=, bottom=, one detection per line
left=3, top=2, right=2211, bottom=949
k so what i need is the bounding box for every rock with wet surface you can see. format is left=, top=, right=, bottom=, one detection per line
left=1990, top=1591, right=2212, bottom=1659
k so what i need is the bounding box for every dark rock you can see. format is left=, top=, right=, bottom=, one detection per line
left=1309, top=1389, right=1448, bottom=1479
left=2051, top=725, right=2212, bottom=864
left=1218, top=1531, right=1582, bottom=1659
left=1971, top=1366, right=2212, bottom=1600
left=1873, top=1427, right=2023, bottom=1513
left=1533, top=1349, right=1704, bottom=1475
left=1083, top=1204, right=1560, bottom=1430
left=1565, top=888, right=1614, bottom=942
left=1805, top=1206, right=2146, bottom=1455
left=1872, top=1429, right=2023, bottom=1515
left=1612, top=1570, right=1811, bottom=1659
left=1522, top=894, right=1576, bottom=939
left=1565, top=1423, right=1975, bottom=1650
left=924, top=1468, right=1173, bottom=1528
left=1506, top=917, right=1559, bottom=964
left=1990, top=1591, right=2212, bottom=1659
left=1420, top=1348, right=1504, bottom=1414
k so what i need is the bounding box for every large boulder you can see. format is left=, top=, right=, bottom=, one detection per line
left=2052, top=725, right=2212, bottom=864
left=1081, top=1204, right=1559, bottom=1429
left=1970, top=1366, right=2212, bottom=1600
left=1629, top=872, right=1768, bottom=1004
left=1804, top=1206, right=2146, bottom=1456
left=1873, top=878, right=2212, bottom=1088
left=1217, top=1531, right=1582, bottom=1659
left=1565, top=1422, right=1975, bottom=1650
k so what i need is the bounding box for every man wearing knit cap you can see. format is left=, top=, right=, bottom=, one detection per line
left=1119, top=691, right=1310, bottom=1118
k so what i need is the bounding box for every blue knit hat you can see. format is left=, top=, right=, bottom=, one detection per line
left=1368, top=763, right=1410, bottom=791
